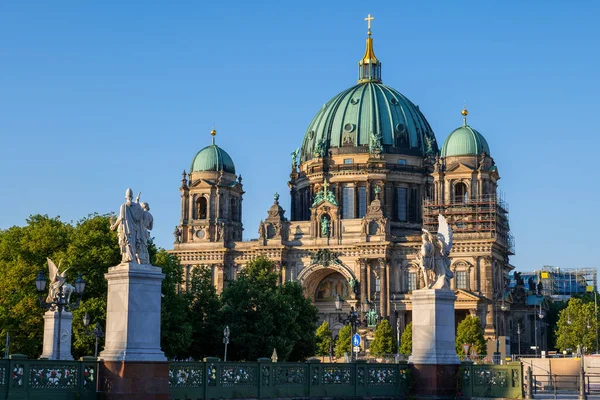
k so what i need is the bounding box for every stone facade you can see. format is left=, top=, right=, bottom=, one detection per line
left=168, top=26, right=544, bottom=358
left=169, top=147, right=519, bottom=352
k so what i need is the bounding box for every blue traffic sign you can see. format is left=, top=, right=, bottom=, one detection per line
left=352, top=333, right=361, bottom=347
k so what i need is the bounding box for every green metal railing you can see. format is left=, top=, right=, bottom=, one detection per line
left=169, top=358, right=410, bottom=400
left=0, top=355, right=523, bottom=399
left=0, top=354, right=97, bottom=400
left=459, top=361, right=523, bottom=399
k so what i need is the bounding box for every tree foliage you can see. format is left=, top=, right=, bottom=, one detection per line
left=0, top=214, right=119, bottom=358
left=370, top=320, right=395, bottom=356
left=334, top=324, right=352, bottom=358
left=186, top=266, right=223, bottom=360
left=0, top=217, right=321, bottom=362
left=315, top=321, right=332, bottom=358
left=555, top=297, right=597, bottom=353
left=456, top=316, right=487, bottom=356
left=221, top=256, right=318, bottom=361
left=156, top=250, right=194, bottom=359
left=399, top=321, right=412, bottom=355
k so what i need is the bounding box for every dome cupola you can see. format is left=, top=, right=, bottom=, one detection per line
left=299, top=16, right=437, bottom=163
left=190, top=129, right=236, bottom=174
left=440, top=108, right=490, bottom=157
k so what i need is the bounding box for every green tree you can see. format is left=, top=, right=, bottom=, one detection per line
left=456, top=316, right=487, bottom=356
left=187, top=266, right=223, bottom=360
left=555, top=297, right=597, bottom=353
left=315, top=321, right=333, bottom=359
left=370, top=319, right=395, bottom=356
left=0, top=214, right=115, bottom=358
left=399, top=321, right=412, bottom=355
left=221, top=256, right=318, bottom=361
left=545, top=300, right=568, bottom=350
left=334, top=324, right=351, bottom=358
left=155, top=250, right=194, bottom=359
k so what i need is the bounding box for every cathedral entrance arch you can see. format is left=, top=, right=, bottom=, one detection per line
left=297, top=263, right=356, bottom=302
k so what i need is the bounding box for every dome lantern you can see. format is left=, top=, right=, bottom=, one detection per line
left=358, top=14, right=381, bottom=84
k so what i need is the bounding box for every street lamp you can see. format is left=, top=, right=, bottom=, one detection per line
left=335, top=296, right=360, bottom=362
left=516, top=323, right=521, bottom=356
left=223, top=326, right=230, bottom=362
left=535, top=297, right=544, bottom=356
left=82, top=313, right=104, bottom=358
left=493, top=286, right=508, bottom=364
left=35, top=271, right=86, bottom=360
left=392, top=294, right=400, bottom=355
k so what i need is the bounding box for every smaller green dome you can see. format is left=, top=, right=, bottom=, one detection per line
left=440, top=125, right=490, bottom=157
left=191, top=144, right=236, bottom=174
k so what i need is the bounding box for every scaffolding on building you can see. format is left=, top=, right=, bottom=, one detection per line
left=513, top=267, right=598, bottom=301
left=422, top=194, right=514, bottom=254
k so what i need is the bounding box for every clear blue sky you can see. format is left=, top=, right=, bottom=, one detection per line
left=1, top=1, right=598, bottom=272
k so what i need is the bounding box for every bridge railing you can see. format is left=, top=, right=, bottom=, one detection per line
left=459, top=361, right=523, bottom=399
left=169, top=358, right=411, bottom=400
left=0, top=354, right=97, bottom=400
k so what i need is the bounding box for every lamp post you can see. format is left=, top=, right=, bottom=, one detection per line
left=335, top=295, right=360, bottom=362
left=392, top=294, right=400, bottom=355
left=82, top=313, right=104, bottom=358
left=493, top=286, right=509, bottom=364
left=535, top=297, right=545, bottom=356
left=517, top=323, right=521, bottom=356
left=223, top=326, right=230, bottom=362
left=35, top=271, right=86, bottom=360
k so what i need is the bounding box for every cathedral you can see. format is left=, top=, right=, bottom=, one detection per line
left=169, top=18, right=523, bottom=356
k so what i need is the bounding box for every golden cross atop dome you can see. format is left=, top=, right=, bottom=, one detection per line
left=365, top=14, right=374, bottom=35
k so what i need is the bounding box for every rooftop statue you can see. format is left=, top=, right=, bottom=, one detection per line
left=369, top=131, right=383, bottom=154
left=291, top=147, right=300, bottom=168
left=110, top=188, right=152, bottom=265
left=417, top=214, right=454, bottom=290
left=46, top=258, right=74, bottom=304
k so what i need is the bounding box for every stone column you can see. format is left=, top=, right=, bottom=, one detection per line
left=409, top=289, right=460, bottom=398
left=180, top=191, right=188, bottom=221
left=353, top=182, right=359, bottom=218
left=215, top=264, right=225, bottom=294
left=379, top=258, right=388, bottom=317
left=360, top=259, right=368, bottom=302
left=40, top=310, right=74, bottom=360
left=99, top=262, right=168, bottom=400
left=290, top=188, right=296, bottom=221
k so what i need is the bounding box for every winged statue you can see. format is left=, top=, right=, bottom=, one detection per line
left=47, top=258, right=75, bottom=304
left=416, top=214, right=454, bottom=290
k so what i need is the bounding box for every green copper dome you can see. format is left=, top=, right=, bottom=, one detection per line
left=440, top=125, right=490, bottom=157
left=190, top=137, right=236, bottom=174
left=299, top=27, right=438, bottom=162
left=300, top=82, right=437, bottom=162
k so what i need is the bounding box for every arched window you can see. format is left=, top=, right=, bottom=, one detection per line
left=196, top=197, right=207, bottom=219
left=455, top=182, right=468, bottom=203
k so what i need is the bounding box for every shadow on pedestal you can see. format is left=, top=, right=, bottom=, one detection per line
left=410, top=363, right=459, bottom=399
left=99, top=360, right=169, bottom=400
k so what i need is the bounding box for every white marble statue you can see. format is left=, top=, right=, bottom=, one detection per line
left=46, top=258, right=74, bottom=303
left=417, top=214, right=454, bottom=289
left=110, top=188, right=146, bottom=264
left=138, top=202, right=153, bottom=264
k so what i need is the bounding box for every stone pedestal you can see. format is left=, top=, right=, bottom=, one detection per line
left=100, top=263, right=166, bottom=362
left=409, top=289, right=460, bottom=399
left=99, top=361, right=169, bottom=400
left=98, top=262, right=168, bottom=400
left=40, top=310, right=74, bottom=360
